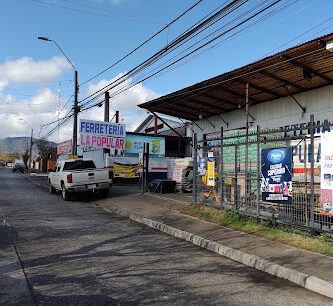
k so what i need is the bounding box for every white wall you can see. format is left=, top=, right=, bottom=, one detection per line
left=192, top=85, right=333, bottom=139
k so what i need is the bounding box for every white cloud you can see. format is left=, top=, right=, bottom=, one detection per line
left=0, top=56, right=71, bottom=90
left=0, top=67, right=160, bottom=144
left=0, top=55, right=74, bottom=142
left=0, top=89, right=70, bottom=141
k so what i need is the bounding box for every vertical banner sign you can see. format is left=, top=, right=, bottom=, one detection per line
left=207, top=157, right=215, bottom=186
left=198, top=157, right=207, bottom=176
left=320, top=133, right=333, bottom=216
left=261, top=147, right=292, bottom=204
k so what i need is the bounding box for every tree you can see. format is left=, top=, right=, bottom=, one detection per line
left=36, top=138, right=51, bottom=172
left=36, top=138, right=50, bottom=161
left=22, top=148, right=29, bottom=168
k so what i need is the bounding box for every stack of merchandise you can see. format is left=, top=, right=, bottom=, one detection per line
left=172, top=158, right=193, bottom=192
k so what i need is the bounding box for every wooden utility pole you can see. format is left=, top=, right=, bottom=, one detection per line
left=104, top=92, right=110, bottom=158
left=72, top=70, right=78, bottom=155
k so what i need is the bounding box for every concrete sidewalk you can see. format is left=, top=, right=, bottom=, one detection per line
left=26, top=176, right=333, bottom=298
left=97, top=189, right=333, bottom=283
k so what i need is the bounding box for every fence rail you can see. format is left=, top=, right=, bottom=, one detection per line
left=193, top=114, right=333, bottom=233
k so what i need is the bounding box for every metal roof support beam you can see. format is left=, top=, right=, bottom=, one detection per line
left=218, top=114, right=229, bottom=127
left=290, top=95, right=306, bottom=115
left=236, top=79, right=282, bottom=98
left=281, top=55, right=333, bottom=83
left=151, top=112, right=192, bottom=146
left=149, top=108, right=197, bottom=121
left=200, top=92, right=239, bottom=108
left=205, top=117, right=216, bottom=129
left=192, top=120, right=203, bottom=131
left=213, top=85, right=261, bottom=104
left=182, top=100, right=219, bottom=116
left=178, top=117, right=195, bottom=133
left=169, top=103, right=213, bottom=118
left=187, top=98, right=229, bottom=112
left=258, top=70, right=305, bottom=90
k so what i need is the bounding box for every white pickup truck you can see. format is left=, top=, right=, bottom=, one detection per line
left=48, top=159, right=111, bottom=200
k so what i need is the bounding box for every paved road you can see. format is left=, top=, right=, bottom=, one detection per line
left=0, top=168, right=331, bottom=305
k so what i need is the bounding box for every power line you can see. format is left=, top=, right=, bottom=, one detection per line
left=32, top=0, right=165, bottom=25
left=42, top=0, right=302, bottom=138
left=79, top=0, right=205, bottom=86
left=79, top=0, right=247, bottom=104
left=58, top=0, right=166, bottom=25
left=79, top=0, right=285, bottom=109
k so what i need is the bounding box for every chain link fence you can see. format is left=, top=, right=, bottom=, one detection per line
left=192, top=114, right=333, bottom=233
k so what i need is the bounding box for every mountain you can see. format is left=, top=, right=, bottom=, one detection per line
left=0, top=137, right=57, bottom=154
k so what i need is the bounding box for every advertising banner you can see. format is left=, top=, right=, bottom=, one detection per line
left=207, top=157, right=215, bottom=186
left=320, top=133, right=333, bottom=216
left=261, top=147, right=292, bottom=204
left=124, top=134, right=165, bottom=157
left=198, top=157, right=207, bottom=176
left=113, top=163, right=139, bottom=178
left=80, top=119, right=126, bottom=150
left=57, top=139, right=72, bottom=155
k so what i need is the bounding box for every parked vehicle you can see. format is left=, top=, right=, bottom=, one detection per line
left=12, top=163, right=24, bottom=173
left=48, top=159, right=112, bottom=200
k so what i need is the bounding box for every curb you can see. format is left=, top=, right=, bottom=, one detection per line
left=101, top=203, right=333, bottom=299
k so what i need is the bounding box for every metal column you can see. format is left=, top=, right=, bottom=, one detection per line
left=256, top=125, right=260, bottom=220
left=193, top=133, right=198, bottom=204
left=309, top=114, right=315, bottom=228
left=219, top=127, right=224, bottom=207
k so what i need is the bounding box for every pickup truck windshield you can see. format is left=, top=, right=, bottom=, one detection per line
left=63, top=160, right=96, bottom=171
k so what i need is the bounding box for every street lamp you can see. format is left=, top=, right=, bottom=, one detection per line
left=37, top=36, right=79, bottom=155
left=18, top=118, right=33, bottom=173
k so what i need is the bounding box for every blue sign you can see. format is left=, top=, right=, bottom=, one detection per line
left=124, top=134, right=165, bottom=158
left=261, top=147, right=292, bottom=204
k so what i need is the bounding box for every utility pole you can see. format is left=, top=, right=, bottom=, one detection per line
left=115, top=110, right=119, bottom=156
left=72, top=70, right=79, bottom=155
left=104, top=92, right=110, bottom=158
left=29, top=129, right=33, bottom=173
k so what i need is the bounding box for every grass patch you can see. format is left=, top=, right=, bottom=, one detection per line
left=182, top=204, right=333, bottom=257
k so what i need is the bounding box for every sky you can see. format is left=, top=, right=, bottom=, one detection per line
left=1, top=0, right=333, bottom=143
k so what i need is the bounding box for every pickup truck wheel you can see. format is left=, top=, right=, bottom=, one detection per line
left=99, top=188, right=109, bottom=197
left=62, top=184, right=70, bottom=201
left=49, top=181, right=56, bottom=194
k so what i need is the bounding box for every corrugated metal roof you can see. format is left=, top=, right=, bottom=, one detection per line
left=139, top=33, right=333, bottom=121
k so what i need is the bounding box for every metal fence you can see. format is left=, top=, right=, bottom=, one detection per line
left=192, top=114, right=333, bottom=233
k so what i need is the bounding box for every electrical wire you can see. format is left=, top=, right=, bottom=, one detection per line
left=79, top=0, right=204, bottom=86
left=58, top=0, right=166, bottom=25
left=31, top=0, right=164, bottom=25
left=41, top=0, right=303, bottom=138
left=79, top=0, right=285, bottom=110
left=79, top=0, right=248, bottom=104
